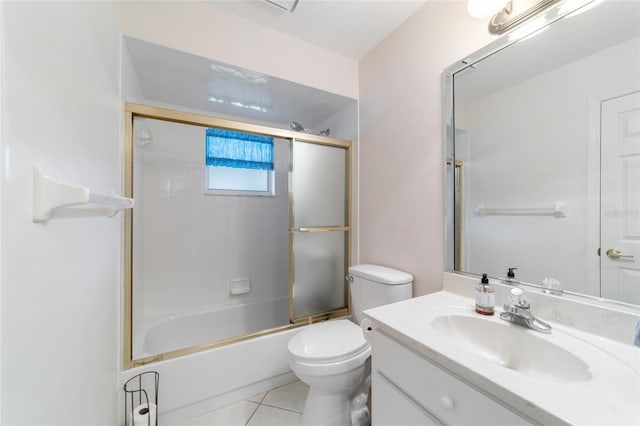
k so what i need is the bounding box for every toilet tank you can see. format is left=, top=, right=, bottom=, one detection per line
left=348, top=264, right=413, bottom=325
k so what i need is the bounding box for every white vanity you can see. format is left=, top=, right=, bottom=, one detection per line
left=364, top=273, right=640, bottom=425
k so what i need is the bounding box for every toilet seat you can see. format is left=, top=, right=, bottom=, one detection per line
left=288, top=319, right=371, bottom=376
left=288, top=319, right=367, bottom=361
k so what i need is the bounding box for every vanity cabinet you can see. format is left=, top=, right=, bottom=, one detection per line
left=371, top=331, right=531, bottom=426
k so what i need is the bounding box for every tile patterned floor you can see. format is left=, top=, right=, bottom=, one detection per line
left=174, top=380, right=309, bottom=426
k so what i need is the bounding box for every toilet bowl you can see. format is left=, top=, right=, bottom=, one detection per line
left=288, top=264, right=413, bottom=426
left=288, top=319, right=371, bottom=426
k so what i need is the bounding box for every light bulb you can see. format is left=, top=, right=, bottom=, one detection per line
left=467, top=0, right=506, bottom=19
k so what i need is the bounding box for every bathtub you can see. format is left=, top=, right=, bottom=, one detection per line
left=123, top=296, right=303, bottom=424
left=134, top=296, right=290, bottom=359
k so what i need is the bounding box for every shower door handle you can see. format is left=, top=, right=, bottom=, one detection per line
left=296, top=226, right=349, bottom=233
left=606, top=249, right=634, bottom=260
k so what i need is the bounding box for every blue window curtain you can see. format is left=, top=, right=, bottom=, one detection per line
left=206, top=128, right=274, bottom=171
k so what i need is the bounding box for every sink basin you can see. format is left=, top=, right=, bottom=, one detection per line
left=431, top=314, right=592, bottom=382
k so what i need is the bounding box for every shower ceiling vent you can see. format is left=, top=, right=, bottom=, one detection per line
left=262, top=0, right=299, bottom=13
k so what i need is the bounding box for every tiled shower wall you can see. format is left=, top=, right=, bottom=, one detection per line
left=133, top=118, right=290, bottom=322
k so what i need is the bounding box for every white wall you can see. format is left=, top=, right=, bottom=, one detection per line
left=358, top=1, right=495, bottom=295
left=462, top=36, right=640, bottom=293
left=122, top=40, right=145, bottom=102
left=132, top=118, right=289, bottom=322
left=0, top=2, right=121, bottom=424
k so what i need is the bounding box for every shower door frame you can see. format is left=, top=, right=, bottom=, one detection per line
left=122, top=103, right=352, bottom=369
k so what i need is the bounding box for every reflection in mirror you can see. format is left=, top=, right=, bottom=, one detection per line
left=445, top=0, right=640, bottom=306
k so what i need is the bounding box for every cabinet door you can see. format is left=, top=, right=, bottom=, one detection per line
left=373, top=331, right=531, bottom=426
left=372, top=373, right=441, bottom=426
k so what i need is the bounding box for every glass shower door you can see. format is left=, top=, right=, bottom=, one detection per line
left=290, top=140, right=350, bottom=322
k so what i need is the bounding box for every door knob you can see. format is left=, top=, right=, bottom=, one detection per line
left=606, top=249, right=634, bottom=260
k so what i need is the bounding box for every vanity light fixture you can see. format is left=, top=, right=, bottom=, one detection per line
left=467, top=0, right=506, bottom=19
left=262, top=0, right=299, bottom=13
left=468, top=0, right=560, bottom=34
left=490, top=0, right=559, bottom=34
left=506, top=15, right=550, bottom=42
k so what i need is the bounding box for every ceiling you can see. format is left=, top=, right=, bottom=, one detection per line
left=201, top=0, right=428, bottom=59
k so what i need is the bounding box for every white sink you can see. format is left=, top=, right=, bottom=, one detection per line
left=431, top=313, right=592, bottom=382
left=363, top=290, right=640, bottom=425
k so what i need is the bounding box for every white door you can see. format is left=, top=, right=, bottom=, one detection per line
left=601, top=91, right=640, bottom=304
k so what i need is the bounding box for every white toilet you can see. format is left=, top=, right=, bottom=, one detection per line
left=288, top=264, right=413, bottom=426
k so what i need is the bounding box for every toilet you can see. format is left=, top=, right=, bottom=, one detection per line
left=288, top=264, right=413, bottom=426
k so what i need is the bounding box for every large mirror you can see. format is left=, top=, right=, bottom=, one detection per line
left=445, top=0, right=640, bottom=306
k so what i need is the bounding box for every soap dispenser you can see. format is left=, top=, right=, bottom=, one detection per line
left=475, top=273, right=495, bottom=316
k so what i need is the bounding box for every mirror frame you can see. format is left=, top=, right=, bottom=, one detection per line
left=442, top=0, right=639, bottom=310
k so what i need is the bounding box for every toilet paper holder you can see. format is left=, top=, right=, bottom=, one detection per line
left=123, top=371, right=159, bottom=426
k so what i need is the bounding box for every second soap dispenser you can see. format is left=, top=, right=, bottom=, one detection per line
left=475, top=273, right=495, bottom=316
left=506, top=267, right=518, bottom=284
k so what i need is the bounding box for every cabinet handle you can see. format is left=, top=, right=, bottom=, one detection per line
left=440, top=395, right=454, bottom=409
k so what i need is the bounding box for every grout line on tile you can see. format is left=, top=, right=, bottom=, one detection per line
left=244, top=401, right=261, bottom=426
left=258, top=402, right=304, bottom=414
left=250, top=392, right=268, bottom=404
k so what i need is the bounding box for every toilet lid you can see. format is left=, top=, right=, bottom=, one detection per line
left=288, top=319, right=368, bottom=362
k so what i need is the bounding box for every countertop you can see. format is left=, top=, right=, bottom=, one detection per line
left=363, top=281, right=640, bottom=425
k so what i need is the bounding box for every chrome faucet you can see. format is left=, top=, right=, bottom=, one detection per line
left=500, top=288, right=551, bottom=333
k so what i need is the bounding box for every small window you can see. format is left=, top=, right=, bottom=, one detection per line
left=205, top=128, right=275, bottom=196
